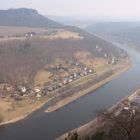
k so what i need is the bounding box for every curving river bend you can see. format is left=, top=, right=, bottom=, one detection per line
left=0, top=45, right=140, bottom=140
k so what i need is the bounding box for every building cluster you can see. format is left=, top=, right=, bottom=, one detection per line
left=0, top=83, right=42, bottom=101
left=0, top=60, right=95, bottom=102
left=0, top=32, right=37, bottom=39
left=43, top=60, right=95, bottom=94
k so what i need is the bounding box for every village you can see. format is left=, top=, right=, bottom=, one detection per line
left=0, top=25, right=122, bottom=124
left=0, top=59, right=94, bottom=102
left=0, top=55, right=118, bottom=105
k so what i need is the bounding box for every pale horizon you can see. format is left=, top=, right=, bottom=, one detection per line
left=1, top=0, right=140, bottom=21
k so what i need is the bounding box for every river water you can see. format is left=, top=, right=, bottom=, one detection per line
left=0, top=45, right=140, bottom=140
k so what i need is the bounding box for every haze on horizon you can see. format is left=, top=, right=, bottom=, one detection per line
left=1, top=0, right=140, bottom=21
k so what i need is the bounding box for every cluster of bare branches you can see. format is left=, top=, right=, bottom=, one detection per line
left=95, top=103, right=140, bottom=140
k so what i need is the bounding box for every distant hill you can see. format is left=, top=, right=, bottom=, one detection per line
left=108, top=26, right=140, bottom=50
left=86, top=22, right=140, bottom=51
left=0, top=8, right=61, bottom=28
left=86, top=22, right=140, bottom=33
left=47, top=15, right=94, bottom=28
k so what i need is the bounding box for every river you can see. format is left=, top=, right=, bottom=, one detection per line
left=0, top=45, right=140, bottom=140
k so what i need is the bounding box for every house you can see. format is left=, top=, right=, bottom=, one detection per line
left=123, top=107, right=129, bottom=111
left=21, top=87, right=27, bottom=93
left=53, top=85, right=57, bottom=90
left=84, top=67, right=87, bottom=71
left=70, top=75, right=74, bottom=79
left=47, top=86, right=54, bottom=91
left=83, top=71, right=88, bottom=76
left=26, top=32, right=36, bottom=38
left=42, top=89, right=48, bottom=96
left=80, top=73, right=84, bottom=77
left=23, top=94, right=28, bottom=97
left=69, top=79, right=73, bottom=83
left=96, top=45, right=99, bottom=49
left=111, top=58, right=115, bottom=64
left=63, top=79, right=67, bottom=85
left=58, top=83, right=63, bottom=87
left=108, top=58, right=115, bottom=64
left=89, top=69, right=93, bottom=73
left=34, top=87, right=41, bottom=93
left=63, top=78, right=69, bottom=84
left=56, top=65, right=61, bottom=69
left=36, top=93, right=41, bottom=99
left=104, top=53, right=107, bottom=58
left=75, top=62, right=79, bottom=66
left=73, top=73, right=78, bottom=79
left=123, top=107, right=136, bottom=115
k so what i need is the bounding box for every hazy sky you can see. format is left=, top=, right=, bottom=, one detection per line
left=1, top=0, right=140, bottom=20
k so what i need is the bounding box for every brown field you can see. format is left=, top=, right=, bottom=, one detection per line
left=34, top=70, right=52, bottom=87
left=0, top=96, right=50, bottom=123
left=75, top=51, right=109, bottom=70
left=0, top=26, right=83, bottom=40
left=44, top=29, right=83, bottom=40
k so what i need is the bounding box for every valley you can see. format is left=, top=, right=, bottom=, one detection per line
left=0, top=7, right=137, bottom=140
left=0, top=9, right=128, bottom=126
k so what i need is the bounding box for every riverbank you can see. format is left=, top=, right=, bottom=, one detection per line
left=45, top=60, right=131, bottom=113
left=76, top=87, right=140, bottom=137
left=57, top=80, right=140, bottom=140
left=0, top=97, right=51, bottom=126
left=0, top=59, right=131, bottom=127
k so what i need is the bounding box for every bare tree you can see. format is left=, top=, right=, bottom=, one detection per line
left=64, top=131, right=82, bottom=140
left=98, top=103, right=140, bottom=140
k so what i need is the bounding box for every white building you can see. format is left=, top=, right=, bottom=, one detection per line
left=21, top=87, right=26, bottom=93
left=34, top=87, right=41, bottom=93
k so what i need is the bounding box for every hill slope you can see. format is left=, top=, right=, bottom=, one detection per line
left=86, top=22, right=140, bottom=33
left=0, top=8, right=128, bottom=86
left=86, top=22, right=140, bottom=51
left=0, top=27, right=127, bottom=86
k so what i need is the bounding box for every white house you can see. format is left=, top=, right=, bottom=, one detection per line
left=21, top=87, right=26, bottom=93
left=34, top=87, right=41, bottom=93
left=36, top=93, right=41, bottom=99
